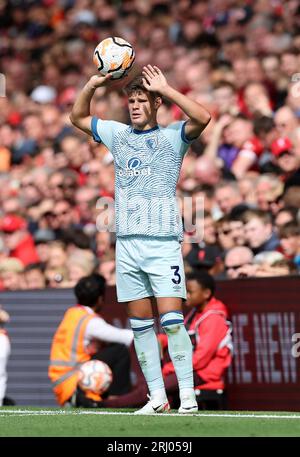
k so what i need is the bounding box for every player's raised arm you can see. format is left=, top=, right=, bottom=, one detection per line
left=69, top=74, right=112, bottom=135
left=142, top=65, right=211, bottom=140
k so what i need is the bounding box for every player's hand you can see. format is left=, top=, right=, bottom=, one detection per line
left=142, top=65, right=169, bottom=95
left=88, top=73, right=113, bottom=90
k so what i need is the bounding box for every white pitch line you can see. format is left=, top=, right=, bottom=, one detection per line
left=1, top=410, right=300, bottom=419
left=0, top=410, right=70, bottom=415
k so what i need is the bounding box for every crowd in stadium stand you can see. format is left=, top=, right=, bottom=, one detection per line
left=0, top=0, right=300, bottom=290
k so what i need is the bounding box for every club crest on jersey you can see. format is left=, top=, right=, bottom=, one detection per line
left=127, top=157, right=141, bottom=169
left=146, top=137, right=157, bottom=150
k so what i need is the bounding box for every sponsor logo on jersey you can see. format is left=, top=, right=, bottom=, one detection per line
left=118, top=157, right=151, bottom=177
left=118, top=167, right=151, bottom=177
left=127, top=157, right=141, bottom=169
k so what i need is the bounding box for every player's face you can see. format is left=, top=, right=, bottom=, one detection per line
left=186, top=280, right=211, bottom=308
left=128, top=90, right=156, bottom=129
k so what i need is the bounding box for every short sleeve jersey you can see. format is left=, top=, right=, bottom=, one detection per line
left=91, top=117, right=192, bottom=239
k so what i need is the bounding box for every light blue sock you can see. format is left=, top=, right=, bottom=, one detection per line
left=160, top=311, right=194, bottom=390
left=130, top=317, right=166, bottom=399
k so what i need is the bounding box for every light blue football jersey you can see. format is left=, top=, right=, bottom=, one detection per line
left=91, top=117, right=192, bottom=239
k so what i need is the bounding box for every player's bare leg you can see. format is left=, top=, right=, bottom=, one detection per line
left=128, top=298, right=170, bottom=414
left=157, top=297, right=198, bottom=414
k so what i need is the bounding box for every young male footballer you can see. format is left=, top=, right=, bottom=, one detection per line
left=70, top=64, right=211, bottom=414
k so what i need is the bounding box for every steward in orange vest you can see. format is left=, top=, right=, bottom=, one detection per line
left=49, top=273, right=133, bottom=407
left=49, top=305, right=101, bottom=406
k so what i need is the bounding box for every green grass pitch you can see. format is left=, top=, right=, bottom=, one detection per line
left=1, top=408, right=300, bottom=437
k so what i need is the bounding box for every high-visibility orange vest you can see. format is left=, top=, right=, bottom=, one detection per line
left=48, top=305, right=102, bottom=406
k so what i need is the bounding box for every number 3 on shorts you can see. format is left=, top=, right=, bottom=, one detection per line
left=171, top=265, right=181, bottom=284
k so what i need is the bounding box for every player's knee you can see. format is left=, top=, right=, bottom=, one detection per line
left=130, top=317, right=155, bottom=338
left=160, top=311, right=184, bottom=335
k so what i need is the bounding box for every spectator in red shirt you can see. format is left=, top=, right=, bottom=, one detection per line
left=0, top=215, right=40, bottom=267
left=271, top=137, right=300, bottom=182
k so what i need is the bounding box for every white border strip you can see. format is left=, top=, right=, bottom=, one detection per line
left=1, top=410, right=300, bottom=419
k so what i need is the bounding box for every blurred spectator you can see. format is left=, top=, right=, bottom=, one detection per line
left=243, top=209, right=280, bottom=254
left=98, top=253, right=116, bottom=287
left=189, top=184, right=217, bottom=218
left=0, top=216, right=39, bottom=267
left=24, top=263, right=46, bottom=290
left=60, top=227, right=92, bottom=252
left=0, top=237, right=7, bottom=263
left=279, top=222, right=300, bottom=262
left=215, top=181, right=243, bottom=216
left=274, top=106, right=299, bottom=138
left=271, top=137, right=300, bottom=182
left=228, top=215, right=246, bottom=247
left=216, top=215, right=236, bottom=252
left=83, top=160, right=104, bottom=189
left=95, top=231, right=115, bottom=259
left=50, top=170, right=78, bottom=201
left=59, top=135, right=88, bottom=171
left=253, top=251, right=296, bottom=277
left=194, top=156, right=222, bottom=186
left=49, top=200, right=80, bottom=235
left=255, top=174, right=284, bottom=213
left=185, top=210, right=223, bottom=275
left=282, top=186, right=300, bottom=208
left=33, top=229, right=56, bottom=265
left=66, top=249, right=98, bottom=286
left=75, top=187, right=99, bottom=227
left=47, top=241, right=68, bottom=270
left=274, top=207, right=299, bottom=231
left=0, top=258, right=25, bottom=291
left=243, top=82, right=273, bottom=117
left=212, top=81, right=239, bottom=117
left=253, top=116, right=277, bottom=161
left=206, top=115, right=263, bottom=179
left=224, top=247, right=254, bottom=279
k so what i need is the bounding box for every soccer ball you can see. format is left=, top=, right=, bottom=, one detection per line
left=93, top=36, right=135, bottom=80
left=78, top=360, right=113, bottom=394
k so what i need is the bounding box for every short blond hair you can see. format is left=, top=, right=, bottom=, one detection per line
left=0, top=258, right=24, bottom=274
